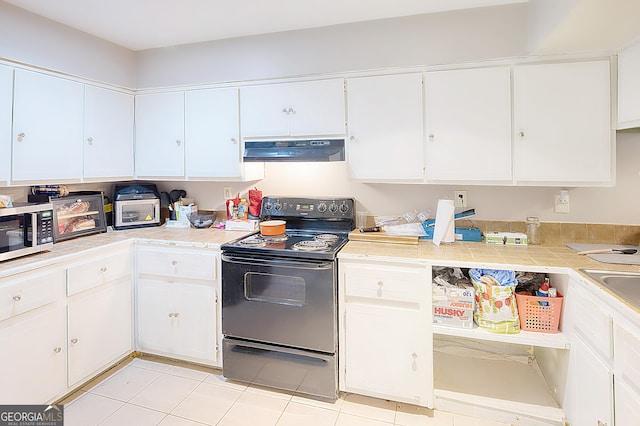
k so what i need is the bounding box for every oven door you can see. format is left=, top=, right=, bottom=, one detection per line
left=222, top=253, right=336, bottom=353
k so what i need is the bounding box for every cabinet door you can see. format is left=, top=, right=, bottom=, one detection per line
left=513, top=60, right=611, bottom=183
left=288, top=79, right=345, bottom=136
left=136, top=278, right=175, bottom=354
left=0, top=304, right=66, bottom=404
left=347, top=73, right=424, bottom=181
left=615, top=379, right=640, bottom=426
left=174, top=282, right=217, bottom=363
left=84, top=86, right=134, bottom=180
left=0, top=64, right=12, bottom=186
left=618, top=39, right=640, bottom=129
left=12, top=69, right=84, bottom=182
left=67, top=278, right=133, bottom=386
left=240, top=84, right=291, bottom=137
left=185, top=88, right=241, bottom=178
left=425, top=67, right=512, bottom=182
left=564, top=335, right=613, bottom=426
left=344, top=302, right=430, bottom=405
left=135, top=92, right=185, bottom=177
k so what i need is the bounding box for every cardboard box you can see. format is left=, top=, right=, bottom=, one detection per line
left=485, top=232, right=528, bottom=246
left=433, top=306, right=474, bottom=329
left=225, top=219, right=259, bottom=231
left=433, top=284, right=475, bottom=309
left=432, top=282, right=475, bottom=329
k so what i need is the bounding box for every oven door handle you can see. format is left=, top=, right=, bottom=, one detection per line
left=222, top=254, right=334, bottom=270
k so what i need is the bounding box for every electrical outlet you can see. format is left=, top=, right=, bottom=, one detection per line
left=554, top=193, right=570, bottom=214
left=223, top=187, right=232, bottom=200
left=454, top=191, right=467, bottom=208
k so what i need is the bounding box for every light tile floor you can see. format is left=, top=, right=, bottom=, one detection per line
left=60, top=355, right=513, bottom=426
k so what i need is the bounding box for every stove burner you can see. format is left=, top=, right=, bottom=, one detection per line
left=262, top=234, right=289, bottom=243
left=292, top=239, right=330, bottom=251
left=314, top=234, right=339, bottom=243
left=239, top=237, right=267, bottom=247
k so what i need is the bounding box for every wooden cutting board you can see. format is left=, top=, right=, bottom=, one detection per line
left=349, top=229, right=420, bottom=245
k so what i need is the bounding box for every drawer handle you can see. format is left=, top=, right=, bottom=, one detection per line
left=13, top=295, right=21, bottom=302
left=412, top=352, right=418, bottom=359
left=53, top=347, right=62, bottom=354
left=70, top=338, right=78, bottom=344
left=100, top=267, right=107, bottom=273
left=377, top=281, right=383, bottom=297
left=171, top=260, right=178, bottom=266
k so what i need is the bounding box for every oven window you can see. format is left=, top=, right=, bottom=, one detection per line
left=244, top=272, right=306, bottom=306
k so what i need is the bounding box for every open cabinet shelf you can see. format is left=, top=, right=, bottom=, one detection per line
left=434, top=324, right=570, bottom=350
left=433, top=350, right=565, bottom=425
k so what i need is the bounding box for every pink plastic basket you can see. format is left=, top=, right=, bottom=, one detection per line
left=515, top=292, right=563, bottom=333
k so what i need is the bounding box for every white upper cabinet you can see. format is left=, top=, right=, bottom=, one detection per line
left=185, top=88, right=263, bottom=180
left=84, top=86, right=134, bottom=181
left=618, top=38, right=640, bottom=129
left=135, top=92, right=185, bottom=178
left=12, top=69, right=84, bottom=183
left=240, top=79, right=345, bottom=138
left=346, top=73, right=424, bottom=181
left=0, top=64, right=12, bottom=186
left=513, top=60, right=612, bottom=185
left=424, top=66, right=512, bottom=183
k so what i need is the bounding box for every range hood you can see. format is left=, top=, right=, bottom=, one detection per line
left=243, top=139, right=345, bottom=162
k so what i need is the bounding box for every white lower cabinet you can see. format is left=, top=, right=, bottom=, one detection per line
left=339, top=258, right=432, bottom=407
left=67, top=278, right=132, bottom=386
left=135, top=245, right=220, bottom=366
left=0, top=268, right=66, bottom=404
left=615, top=379, right=640, bottom=426
left=566, top=335, right=614, bottom=426
left=65, top=248, right=133, bottom=387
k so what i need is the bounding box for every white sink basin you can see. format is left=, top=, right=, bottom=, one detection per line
left=581, top=269, right=640, bottom=309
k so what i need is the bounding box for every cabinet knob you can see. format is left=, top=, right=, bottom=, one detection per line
left=53, top=347, right=62, bottom=354
left=288, top=108, right=295, bottom=114
left=87, top=137, right=93, bottom=145
left=13, top=295, right=21, bottom=302
left=17, top=132, right=25, bottom=142
left=174, top=312, right=180, bottom=317
left=70, top=338, right=79, bottom=344
left=428, top=133, right=435, bottom=140
left=176, top=140, right=182, bottom=146
left=349, top=136, right=356, bottom=142
left=168, top=313, right=174, bottom=317
left=519, top=131, right=525, bottom=138
left=171, top=260, right=178, bottom=266
left=231, top=138, right=237, bottom=144
left=412, top=352, right=418, bottom=358
left=100, top=267, right=107, bottom=273
left=377, top=281, right=383, bottom=287
left=282, top=108, right=288, bottom=113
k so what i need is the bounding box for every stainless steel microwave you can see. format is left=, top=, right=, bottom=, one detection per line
left=0, top=203, right=54, bottom=262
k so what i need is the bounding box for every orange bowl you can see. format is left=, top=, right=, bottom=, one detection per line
left=260, top=220, right=286, bottom=236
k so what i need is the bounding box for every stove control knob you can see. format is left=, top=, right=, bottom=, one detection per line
left=339, top=203, right=350, bottom=214
left=274, top=202, right=282, bottom=211
left=328, top=203, right=338, bottom=213
left=263, top=202, right=273, bottom=211
left=317, top=202, right=327, bottom=213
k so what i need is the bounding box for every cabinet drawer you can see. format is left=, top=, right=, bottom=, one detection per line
left=0, top=268, right=62, bottom=321
left=67, top=250, right=132, bottom=296
left=137, top=247, right=217, bottom=281
left=615, top=323, right=640, bottom=389
left=343, top=264, right=426, bottom=303
left=571, top=286, right=613, bottom=360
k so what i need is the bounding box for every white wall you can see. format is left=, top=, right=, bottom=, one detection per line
left=136, top=4, right=529, bottom=88
left=0, top=1, right=136, bottom=88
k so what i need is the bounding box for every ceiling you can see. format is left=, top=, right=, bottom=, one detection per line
left=2, top=0, right=527, bottom=51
